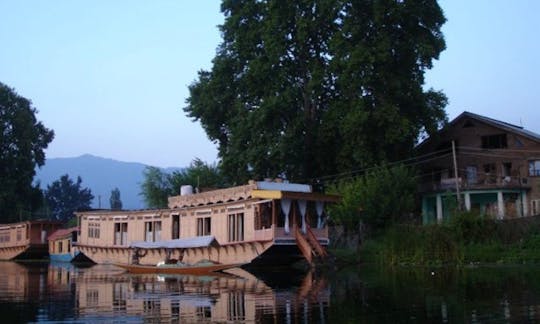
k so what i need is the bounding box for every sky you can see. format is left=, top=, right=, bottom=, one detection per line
left=1, top=1, right=539, bottom=168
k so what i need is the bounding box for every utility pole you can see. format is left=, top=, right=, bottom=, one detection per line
left=452, top=140, right=462, bottom=210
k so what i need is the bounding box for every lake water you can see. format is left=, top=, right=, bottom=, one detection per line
left=1, top=261, right=540, bottom=323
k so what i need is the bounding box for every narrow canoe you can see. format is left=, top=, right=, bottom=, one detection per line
left=113, top=262, right=244, bottom=275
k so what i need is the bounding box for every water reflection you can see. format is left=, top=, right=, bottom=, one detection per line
left=4, top=261, right=540, bottom=322
left=0, top=261, right=329, bottom=322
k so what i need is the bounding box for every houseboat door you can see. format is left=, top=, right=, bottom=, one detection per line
left=172, top=214, right=180, bottom=239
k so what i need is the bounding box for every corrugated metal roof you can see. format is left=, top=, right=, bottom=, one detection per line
left=48, top=227, right=78, bottom=241
left=130, top=235, right=218, bottom=249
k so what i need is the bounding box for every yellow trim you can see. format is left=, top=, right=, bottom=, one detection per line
left=251, top=190, right=283, bottom=199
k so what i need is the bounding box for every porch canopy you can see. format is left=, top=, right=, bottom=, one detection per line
left=251, top=190, right=340, bottom=202
left=130, top=235, right=219, bottom=249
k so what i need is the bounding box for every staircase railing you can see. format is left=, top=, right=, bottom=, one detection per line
left=294, top=226, right=313, bottom=264
left=305, top=224, right=327, bottom=258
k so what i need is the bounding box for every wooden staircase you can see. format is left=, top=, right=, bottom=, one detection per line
left=294, top=224, right=328, bottom=265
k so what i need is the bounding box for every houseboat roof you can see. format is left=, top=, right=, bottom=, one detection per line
left=168, top=180, right=339, bottom=209
left=130, top=235, right=218, bottom=249
left=48, top=227, right=78, bottom=241
left=0, top=219, right=62, bottom=229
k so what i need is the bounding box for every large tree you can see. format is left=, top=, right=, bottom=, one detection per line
left=0, top=82, right=54, bottom=222
left=185, top=0, right=447, bottom=183
left=44, top=175, right=94, bottom=221
left=140, top=159, right=224, bottom=208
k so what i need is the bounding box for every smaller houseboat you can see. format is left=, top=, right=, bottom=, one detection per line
left=0, top=220, right=62, bottom=260
left=48, top=227, right=81, bottom=262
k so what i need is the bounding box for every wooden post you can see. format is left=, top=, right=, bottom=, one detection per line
left=452, top=140, right=462, bottom=210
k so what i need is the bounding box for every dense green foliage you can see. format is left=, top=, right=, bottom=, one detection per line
left=109, top=187, right=123, bottom=210
left=44, top=175, right=94, bottom=221
left=327, top=165, right=417, bottom=233
left=140, top=159, right=225, bottom=208
left=185, top=0, right=447, bottom=183
left=361, top=212, right=540, bottom=266
left=0, top=82, right=54, bottom=221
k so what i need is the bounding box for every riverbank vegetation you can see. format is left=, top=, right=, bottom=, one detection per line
left=357, top=212, right=540, bottom=266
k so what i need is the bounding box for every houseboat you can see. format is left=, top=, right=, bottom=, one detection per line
left=48, top=227, right=82, bottom=262
left=0, top=220, right=62, bottom=260
left=75, top=180, right=339, bottom=267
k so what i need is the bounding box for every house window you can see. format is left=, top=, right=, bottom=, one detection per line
left=16, top=230, right=21, bottom=241
left=145, top=221, right=162, bottom=242
left=88, top=223, right=100, bottom=239
left=483, top=163, right=496, bottom=183
left=114, top=222, right=128, bottom=245
left=58, top=241, right=63, bottom=253
left=228, top=213, right=244, bottom=242
left=481, top=134, right=507, bottom=149
left=466, top=166, right=477, bottom=184
left=530, top=160, right=540, bottom=176
left=197, top=217, right=211, bottom=236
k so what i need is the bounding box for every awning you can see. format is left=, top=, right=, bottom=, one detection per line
left=251, top=190, right=341, bottom=202
left=130, top=235, right=218, bottom=249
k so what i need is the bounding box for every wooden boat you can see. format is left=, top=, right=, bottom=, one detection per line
left=0, top=220, right=62, bottom=260
left=114, top=260, right=245, bottom=274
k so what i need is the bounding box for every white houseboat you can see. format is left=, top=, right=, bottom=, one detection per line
left=75, top=181, right=339, bottom=267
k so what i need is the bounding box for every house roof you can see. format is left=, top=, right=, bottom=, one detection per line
left=48, top=227, right=78, bottom=241
left=455, top=111, right=540, bottom=142
left=418, top=111, right=540, bottom=149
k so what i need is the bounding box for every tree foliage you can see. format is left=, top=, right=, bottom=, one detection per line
left=185, top=0, right=447, bottom=183
left=0, top=82, right=54, bottom=221
left=328, top=165, right=417, bottom=233
left=44, top=174, right=94, bottom=221
left=109, top=187, right=123, bottom=210
left=140, top=159, right=224, bottom=208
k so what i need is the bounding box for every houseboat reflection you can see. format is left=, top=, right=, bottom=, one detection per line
left=73, top=266, right=329, bottom=322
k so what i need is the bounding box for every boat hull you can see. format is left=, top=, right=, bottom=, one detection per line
left=114, top=262, right=244, bottom=275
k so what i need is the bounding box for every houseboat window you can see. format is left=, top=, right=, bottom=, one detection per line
left=172, top=214, right=180, bottom=239
left=255, top=203, right=272, bottom=230
left=0, top=231, right=10, bottom=242
left=530, top=160, right=540, bottom=176
left=481, top=134, right=507, bottom=149
left=88, top=223, right=100, bottom=239
left=114, top=222, right=128, bottom=245
left=145, top=221, right=162, bottom=242
left=228, top=213, right=244, bottom=242
left=16, top=230, right=21, bottom=241
left=197, top=217, right=211, bottom=236
left=58, top=241, right=63, bottom=253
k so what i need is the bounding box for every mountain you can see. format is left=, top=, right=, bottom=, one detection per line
left=34, top=154, right=183, bottom=210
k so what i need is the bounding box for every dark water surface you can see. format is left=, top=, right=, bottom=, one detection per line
left=1, top=261, right=540, bottom=323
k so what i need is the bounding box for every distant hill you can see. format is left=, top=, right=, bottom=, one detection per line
left=34, top=154, right=183, bottom=210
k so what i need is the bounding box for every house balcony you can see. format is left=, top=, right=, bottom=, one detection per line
left=419, top=175, right=531, bottom=194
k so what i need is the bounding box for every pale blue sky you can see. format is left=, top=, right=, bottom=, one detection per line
left=1, top=1, right=539, bottom=168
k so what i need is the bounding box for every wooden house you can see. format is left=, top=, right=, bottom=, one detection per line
left=416, top=111, right=540, bottom=223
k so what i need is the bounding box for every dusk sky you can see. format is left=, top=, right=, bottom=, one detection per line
left=1, top=1, right=539, bottom=168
